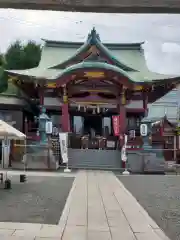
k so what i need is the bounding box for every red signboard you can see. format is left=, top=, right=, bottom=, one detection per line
left=112, top=115, right=120, bottom=136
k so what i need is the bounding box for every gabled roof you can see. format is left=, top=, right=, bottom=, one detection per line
left=42, top=38, right=143, bottom=50
left=48, top=27, right=137, bottom=71
left=6, top=28, right=180, bottom=85
left=143, top=88, right=180, bottom=123
left=54, top=61, right=136, bottom=83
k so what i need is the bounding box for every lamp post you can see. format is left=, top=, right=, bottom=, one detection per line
left=140, top=119, right=152, bottom=151
left=140, top=119, right=152, bottom=173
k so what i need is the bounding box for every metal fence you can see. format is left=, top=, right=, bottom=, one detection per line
left=0, top=139, right=62, bottom=170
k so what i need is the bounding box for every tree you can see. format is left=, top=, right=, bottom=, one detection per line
left=4, top=40, right=41, bottom=70
left=5, top=40, right=24, bottom=70
left=0, top=53, right=5, bottom=67
left=0, top=40, right=42, bottom=93
left=22, top=41, right=41, bottom=69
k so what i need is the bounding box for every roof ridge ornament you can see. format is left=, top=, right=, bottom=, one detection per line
left=87, top=27, right=101, bottom=43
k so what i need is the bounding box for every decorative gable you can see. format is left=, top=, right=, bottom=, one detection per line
left=83, top=50, right=109, bottom=63
left=49, top=28, right=136, bottom=71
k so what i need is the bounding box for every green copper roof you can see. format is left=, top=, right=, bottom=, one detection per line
left=42, top=38, right=143, bottom=49
left=49, top=28, right=136, bottom=71
left=55, top=61, right=136, bottom=82
left=7, top=68, right=62, bottom=81
left=6, top=28, right=180, bottom=84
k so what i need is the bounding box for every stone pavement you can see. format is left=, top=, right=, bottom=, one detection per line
left=0, top=170, right=170, bottom=239
left=0, top=169, right=76, bottom=177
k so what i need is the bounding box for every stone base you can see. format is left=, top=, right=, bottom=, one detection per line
left=140, top=152, right=165, bottom=173
left=64, top=167, right=71, bottom=173
left=122, top=169, right=130, bottom=175
left=21, top=146, right=57, bottom=170
left=125, top=150, right=165, bottom=174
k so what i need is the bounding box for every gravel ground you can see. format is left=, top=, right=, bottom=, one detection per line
left=0, top=175, right=74, bottom=225
left=118, top=175, right=180, bottom=240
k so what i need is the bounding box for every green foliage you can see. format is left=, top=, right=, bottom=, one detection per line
left=0, top=40, right=42, bottom=93
left=5, top=40, right=23, bottom=70
left=22, top=41, right=42, bottom=69
left=0, top=67, right=8, bottom=92
left=4, top=40, right=41, bottom=70
left=0, top=53, right=5, bottom=67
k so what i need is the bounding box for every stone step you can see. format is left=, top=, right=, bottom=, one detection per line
left=68, top=148, right=121, bottom=170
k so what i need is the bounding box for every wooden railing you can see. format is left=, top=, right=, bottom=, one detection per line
left=68, top=133, right=118, bottom=150
left=68, top=133, right=144, bottom=150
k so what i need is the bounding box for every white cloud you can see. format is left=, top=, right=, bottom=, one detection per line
left=0, top=9, right=180, bottom=74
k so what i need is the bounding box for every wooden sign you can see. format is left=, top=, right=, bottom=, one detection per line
left=46, top=83, right=56, bottom=88
left=84, top=72, right=104, bottom=78
left=134, top=85, right=143, bottom=91
left=112, top=115, right=120, bottom=136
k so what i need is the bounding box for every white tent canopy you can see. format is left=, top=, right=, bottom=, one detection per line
left=0, top=120, right=26, bottom=140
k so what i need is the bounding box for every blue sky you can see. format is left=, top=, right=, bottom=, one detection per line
left=0, top=9, right=180, bottom=74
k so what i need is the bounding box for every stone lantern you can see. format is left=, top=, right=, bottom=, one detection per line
left=39, top=107, right=50, bottom=144
left=140, top=118, right=152, bottom=151
left=140, top=118, right=165, bottom=173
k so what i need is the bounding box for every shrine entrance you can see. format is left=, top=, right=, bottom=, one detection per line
left=83, top=115, right=102, bottom=136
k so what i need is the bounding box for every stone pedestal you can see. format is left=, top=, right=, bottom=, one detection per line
left=139, top=118, right=165, bottom=174
left=140, top=151, right=165, bottom=173
left=22, top=144, right=58, bottom=170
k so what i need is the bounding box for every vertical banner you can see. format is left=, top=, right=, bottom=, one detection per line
left=121, top=134, right=128, bottom=163
left=59, top=133, right=68, bottom=164
left=124, top=134, right=128, bottom=148
left=112, top=115, right=120, bottom=136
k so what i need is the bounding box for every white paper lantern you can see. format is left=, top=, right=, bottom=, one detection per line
left=140, top=124, right=148, bottom=136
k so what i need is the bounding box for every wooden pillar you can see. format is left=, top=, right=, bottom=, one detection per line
left=119, top=88, right=127, bottom=168
left=39, top=84, right=45, bottom=112
left=119, top=106, right=126, bottom=147
left=143, top=91, right=148, bottom=117
left=24, top=117, right=28, bottom=135
left=62, top=85, right=70, bottom=132
left=174, top=135, right=177, bottom=161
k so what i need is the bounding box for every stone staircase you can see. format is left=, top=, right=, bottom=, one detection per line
left=67, top=149, right=165, bottom=173
left=68, top=148, right=122, bottom=170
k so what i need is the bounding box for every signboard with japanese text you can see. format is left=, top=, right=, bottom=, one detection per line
left=112, top=115, right=120, bottom=136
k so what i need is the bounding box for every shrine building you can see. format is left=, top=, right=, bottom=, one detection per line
left=6, top=28, right=180, bottom=151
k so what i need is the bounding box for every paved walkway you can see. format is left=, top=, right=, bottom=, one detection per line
left=58, top=170, right=170, bottom=240
left=0, top=170, right=170, bottom=239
